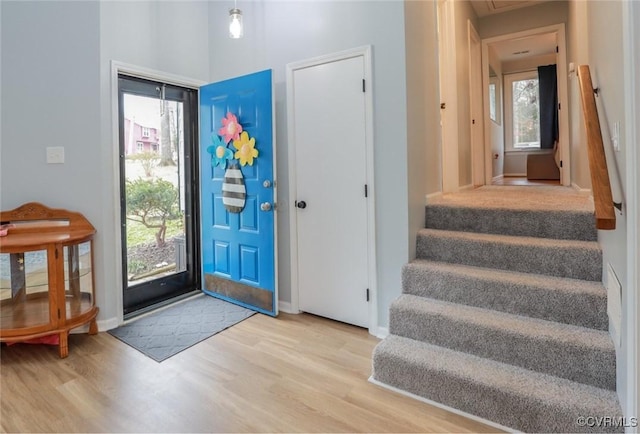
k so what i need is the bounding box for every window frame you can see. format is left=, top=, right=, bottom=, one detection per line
left=504, top=70, right=541, bottom=151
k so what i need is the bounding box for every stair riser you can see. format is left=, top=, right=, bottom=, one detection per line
left=417, top=233, right=602, bottom=281
left=372, top=348, right=623, bottom=433
left=389, top=303, right=616, bottom=390
left=402, top=264, right=608, bottom=330
left=425, top=206, right=597, bottom=241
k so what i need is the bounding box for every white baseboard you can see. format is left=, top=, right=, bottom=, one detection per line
left=425, top=191, right=443, bottom=204
left=98, top=317, right=119, bottom=332
left=492, top=174, right=504, bottom=182
left=278, top=301, right=298, bottom=314
left=571, top=182, right=592, bottom=196
left=503, top=172, right=527, bottom=177
left=70, top=317, right=119, bottom=334
left=368, top=377, right=518, bottom=433
left=459, top=184, right=474, bottom=191
left=375, top=326, right=389, bottom=339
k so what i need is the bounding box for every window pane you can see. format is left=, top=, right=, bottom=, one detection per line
left=512, top=78, right=540, bottom=148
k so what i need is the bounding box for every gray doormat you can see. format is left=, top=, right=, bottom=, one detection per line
left=108, top=294, right=255, bottom=362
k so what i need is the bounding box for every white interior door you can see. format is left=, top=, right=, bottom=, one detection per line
left=469, top=21, right=485, bottom=187
left=289, top=54, right=370, bottom=328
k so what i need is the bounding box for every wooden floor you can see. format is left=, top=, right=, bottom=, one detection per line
left=492, top=176, right=561, bottom=186
left=1, top=313, right=501, bottom=433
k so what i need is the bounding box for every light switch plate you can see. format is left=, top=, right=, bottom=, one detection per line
left=46, top=146, right=65, bottom=164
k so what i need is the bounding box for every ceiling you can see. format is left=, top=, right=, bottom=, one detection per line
left=490, top=32, right=557, bottom=62
left=470, top=0, right=552, bottom=18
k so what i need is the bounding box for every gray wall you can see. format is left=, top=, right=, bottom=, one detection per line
left=405, top=0, right=441, bottom=260
left=2, top=0, right=410, bottom=329
left=97, top=1, right=210, bottom=323
left=1, top=1, right=104, bottom=311
left=206, top=1, right=409, bottom=327
left=2, top=1, right=211, bottom=325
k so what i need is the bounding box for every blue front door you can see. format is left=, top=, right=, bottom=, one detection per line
left=200, top=70, right=276, bottom=316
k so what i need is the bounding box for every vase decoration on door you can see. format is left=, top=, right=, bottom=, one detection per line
left=207, top=133, right=234, bottom=170
left=219, top=112, right=243, bottom=144
left=233, top=131, right=259, bottom=166
left=208, top=112, right=259, bottom=214
left=222, top=162, right=247, bottom=213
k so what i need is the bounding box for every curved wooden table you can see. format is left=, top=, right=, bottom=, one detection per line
left=0, top=203, right=99, bottom=358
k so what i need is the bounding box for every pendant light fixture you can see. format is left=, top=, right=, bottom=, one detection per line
left=229, top=0, right=243, bottom=39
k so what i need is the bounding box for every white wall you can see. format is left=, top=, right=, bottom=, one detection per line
left=567, top=0, right=590, bottom=190
left=478, top=1, right=568, bottom=40
left=405, top=0, right=441, bottom=260
left=454, top=0, right=479, bottom=187
left=207, top=1, right=409, bottom=328
left=587, top=0, right=632, bottom=417
left=488, top=45, right=504, bottom=178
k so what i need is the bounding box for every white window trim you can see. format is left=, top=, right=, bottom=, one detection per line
left=504, top=70, right=541, bottom=151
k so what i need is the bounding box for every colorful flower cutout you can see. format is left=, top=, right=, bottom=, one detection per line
left=219, top=112, right=243, bottom=144
left=207, top=134, right=234, bottom=169
left=233, top=131, right=259, bottom=166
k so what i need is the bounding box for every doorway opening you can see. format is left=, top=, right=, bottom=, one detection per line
left=118, top=75, right=200, bottom=316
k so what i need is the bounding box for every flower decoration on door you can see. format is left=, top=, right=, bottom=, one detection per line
left=233, top=131, right=259, bottom=166
left=219, top=112, right=243, bottom=144
left=207, top=112, right=260, bottom=213
left=207, top=133, right=234, bottom=169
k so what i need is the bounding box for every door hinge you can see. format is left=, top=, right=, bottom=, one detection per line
left=560, top=160, right=563, bottom=168
left=556, top=45, right=559, bottom=53
left=55, top=248, right=59, bottom=259
left=440, top=102, right=446, bottom=109
left=364, top=184, right=368, bottom=198
left=57, top=308, right=61, bottom=319
left=366, top=288, right=370, bottom=302
left=472, top=119, right=476, bottom=125
left=558, top=102, right=561, bottom=110
left=362, top=79, right=366, bottom=93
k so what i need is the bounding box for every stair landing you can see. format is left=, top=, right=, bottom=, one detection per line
left=429, top=185, right=594, bottom=212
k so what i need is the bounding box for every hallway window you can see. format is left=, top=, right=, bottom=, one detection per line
left=505, top=71, right=540, bottom=149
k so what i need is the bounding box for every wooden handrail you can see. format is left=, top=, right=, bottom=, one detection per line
left=577, top=65, right=616, bottom=230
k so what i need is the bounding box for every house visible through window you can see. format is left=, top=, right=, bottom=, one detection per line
left=136, top=141, right=144, bottom=152
left=152, top=143, right=159, bottom=153
left=142, top=126, right=151, bottom=137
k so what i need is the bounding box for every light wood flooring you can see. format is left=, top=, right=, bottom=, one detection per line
left=1, top=312, right=501, bottom=433
left=492, top=176, right=561, bottom=186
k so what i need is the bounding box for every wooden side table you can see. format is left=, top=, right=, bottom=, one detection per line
left=0, top=203, right=99, bottom=358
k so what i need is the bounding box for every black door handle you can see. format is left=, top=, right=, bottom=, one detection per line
left=296, top=200, right=307, bottom=209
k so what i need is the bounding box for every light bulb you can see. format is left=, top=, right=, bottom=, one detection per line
left=229, top=8, right=243, bottom=39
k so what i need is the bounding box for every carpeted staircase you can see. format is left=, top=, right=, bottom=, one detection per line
left=371, top=188, right=623, bottom=433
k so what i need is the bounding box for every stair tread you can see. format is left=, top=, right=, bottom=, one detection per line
left=418, top=228, right=601, bottom=250
left=405, top=259, right=606, bottom=296
left=426, top=186, right=595, bottom=212
left=374, top=335, right=620, bottom=412
left=416, top=228, right=602, bottom=281
left=392, top=294, right=613, bottom=350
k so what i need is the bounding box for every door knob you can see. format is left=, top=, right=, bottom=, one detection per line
left=260, top=202, right=272, bottom=212
left=296, top=200, right=307, bottom=209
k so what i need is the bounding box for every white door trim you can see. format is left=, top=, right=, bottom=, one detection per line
left=622, top=0, right=639, bottom=422
left=438, top=0, right=459, bottom=193
left=481, top=24, right=570, bottom=186
left=109, top=61, right=205, bottom=326
left=286, top=46, right=378, bottom=335
left=468, top=19, right=484, bottom=187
